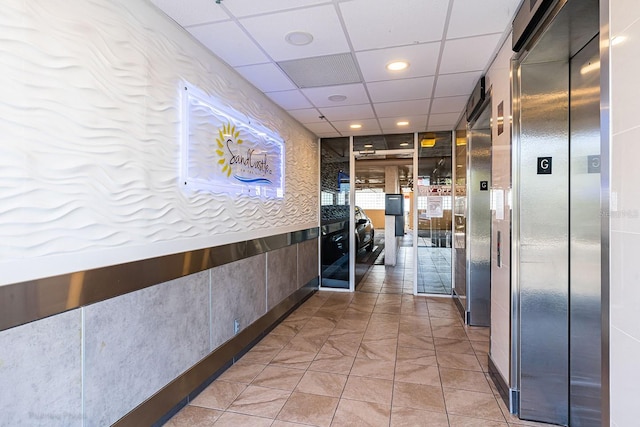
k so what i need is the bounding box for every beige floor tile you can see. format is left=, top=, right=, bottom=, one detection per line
left=448, top=414, right=509, bottom=426
left=190, top=380, right=247, bottom=410
left=250, top=366, right=304, bottom=390
left=396, top=346, right=438, bottom=366
left=239, top=346, right=281, bottom=364
left=356, top=341, right=398, bottom=361
left=227, top=385, right=290, bottom=418
left=276, top=391, right=339, bottom=427
left=309, top=353, right=355, bottom=375
left=272, top=421, right=313, bottom=427
left=395, top=363, right=441, bottom=386
left=342, top=376, right=393, bottom=405
left=257, top=333, right=292, bottom=349
left=444, top=389, right=506, bottom=422
left=212, top=411, right=273, bottom=426
left=304, top=317, right=339, bottom=330
left=475, top=351, right=489, bottom=372
left=398, top=332, right=435, bottom=350
left=350, top=358, right=395, bottom=380
left=439, top=367, right=493, bottom=393
left=390, top=406, right=449, bottom=427
left=284, top=334, right=327, bottom=353
left=320, top=337, right=362, bottom=357
left=470, top=340, right=490, bottom=353
left=217, top=362, right=266, bottom=384
left=437, top=352, right=482, bottom=371
left=271, top=320, right=307, bottom=337
left=270, top=349, right=317, bottom=370
left=392, top=382, right=446, bottom=413
left=433, top=337, right=475, bottom=354
left=331, top=399, right=391, bottom=426
left=295, top=371, right=347, bottom=397
left=465, top=326, right=490, bottom=341
left=164, top=405, right=222, bottom=426
left=328, top=329, right=364, bottom=342
left=431, top=325, right=469, bottom=340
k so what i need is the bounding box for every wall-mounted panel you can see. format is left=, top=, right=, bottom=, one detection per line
left=0, top=309, right=82, bottom=426
left=298, top=238, right=319, bottom=288
left=83, top=271, right=210, bottom=426
left=267, top=245, right=298, bottom=309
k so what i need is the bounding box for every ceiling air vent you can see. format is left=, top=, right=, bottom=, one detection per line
left=277, top=53, right=361, bottom=88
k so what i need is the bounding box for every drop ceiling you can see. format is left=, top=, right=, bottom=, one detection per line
left=150, top=0, right=521, bottom=138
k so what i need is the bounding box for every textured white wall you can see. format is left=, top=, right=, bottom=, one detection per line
left=609, top=2, right=640, bottom=425
left=0, top=0, right=318, bottom=286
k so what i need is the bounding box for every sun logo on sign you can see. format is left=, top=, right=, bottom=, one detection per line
left=216, top=122, right=242, bottom=178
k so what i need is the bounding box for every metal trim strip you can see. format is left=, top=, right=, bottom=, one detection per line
left=0, top=228, right=319, bottom=332
left=112, top=280, right=318, bottom=427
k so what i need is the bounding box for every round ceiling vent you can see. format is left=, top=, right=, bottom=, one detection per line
left=328, top=94, right=347, bottom=102
left=285, top=31, right=314, bottom=46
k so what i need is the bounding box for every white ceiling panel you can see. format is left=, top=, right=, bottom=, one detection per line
left=434, top=71, right=483, bottom=97
left=287, top=108, right=324, bottom=124
left=340, top=0, right=449, bottom=50
left=318, top=104, right=375, bottom=122
left=439, top=33, right=503, bottom=74
left=374, top=99, right=430, bottom=118
left=427, top=124, right=458, bottom=132
left=239, top=5, right=350, bottom=62
left=265, top=90, right=312, bottom=110
left=332, top=119, right=381, bottom=134
left=379, top=115, right=428, bottom=132
left=356, top=42, right=441, bottom=82
left=304, top=121, right=338, bottom=135
left=447, top=0, right=519, bottom=39
left=236, top=63, right=297, bottom=92
left=222, top=0, right=329, bottom=18
left=301, top=84, right=370, bottom=108
left=428, top=112, right=462, bottom=127
left=187, top=21, right=269, bottom=67
left=151, top=0, right=229, bottom=27
left=430, top=95, right=469, bottom=114
left=367, top=77, right=434, bottom=103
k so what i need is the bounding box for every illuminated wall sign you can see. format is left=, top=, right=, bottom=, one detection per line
left=180, top=82, right=285, bottom=198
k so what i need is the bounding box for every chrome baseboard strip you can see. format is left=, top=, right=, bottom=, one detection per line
left=0, top=228, right=319, bottom=332
left=113, top=279, right=318, bottom=427
left=488, top=354, right=519, bottom=414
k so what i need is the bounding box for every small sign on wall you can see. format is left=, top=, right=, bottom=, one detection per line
left=180, top=82, right=285, bottom=198
left=537, top=157, right=552, bottom=174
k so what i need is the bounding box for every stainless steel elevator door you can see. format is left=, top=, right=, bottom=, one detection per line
left=569, top=35, right=601, bottom=426
left=466, top=106, right=492, bottom=326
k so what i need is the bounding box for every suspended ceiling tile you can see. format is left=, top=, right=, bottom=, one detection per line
left=187, top=21, right=269, bottom=67
left=379, top=115, right=428, bottom=132
left=367, top=77, right=434, bottom=103
left=332, top=118, right=381, bottom=134
left=428, top=112, right=462, bottom=127
left=439, top=34, right=503, bottom=74
left=301, top=84, right=370, bottom=108
left=222, top=0, right=329, bottom=18
left=287, top=108, right=324, bottom=124
left=434, top=71, right=483, bottom=97
left=239, top=5, right=350, bottom=62
left=356, top=42, right=440, bottom=82
left=150, top=0, right=229, bottom=27
left=447, top=0, right=519, bottom=39
left=277, top=53, right=361, bottom=88
left=304, top=121, right=338, bottom=135
left=236, top=63, right=297, bottom=92
left=318, top=104, right=376, bottom=122
left=340, top=0, right=449, bottom=50
left=427, top=124, right=457, bottom=132
left=265, top=90, right=312, bottom=110
left=374, top=99, right=430, bottom=118
left=430, top=95, right=469, bottom=114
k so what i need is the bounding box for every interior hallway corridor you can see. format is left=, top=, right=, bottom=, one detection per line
left=164, top=276, right=551, bottom=426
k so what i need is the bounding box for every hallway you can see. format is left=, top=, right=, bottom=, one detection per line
left=164, top=280, right=546, bottom=426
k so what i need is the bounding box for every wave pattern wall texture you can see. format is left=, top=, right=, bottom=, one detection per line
left=0, top=0, right=318, bottom=284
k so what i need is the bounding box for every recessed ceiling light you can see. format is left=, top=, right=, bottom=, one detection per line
left=364, top=144, right=373, bottom=148
left=328, top=94, right=347, bottom=102
left=285, top=31, right=314, bottom=46
left=386, top=61, right=409, bottom=71
left=350, top=124, right=362, bottom=129
left=400, top=142, right=409, bottom=146
left=397, top=121, right=409, bottom=126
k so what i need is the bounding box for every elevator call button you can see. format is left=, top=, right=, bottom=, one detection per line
left=537, top=157, right=552, bottom=174
left=480, top=181, right=489, bottom=191
left=588, top=155, right=601, bottom=173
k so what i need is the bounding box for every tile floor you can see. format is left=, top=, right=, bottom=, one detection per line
left=164, top=288, right=553, bottom=426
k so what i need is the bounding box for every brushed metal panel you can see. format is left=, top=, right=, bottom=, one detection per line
left=0, top=228, right=319, bottom=332
left=569, top=36, right=602, bottom=426
left=518, top=57, right=569, bottom=424
left=467, top=106, right=492, bottom=326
